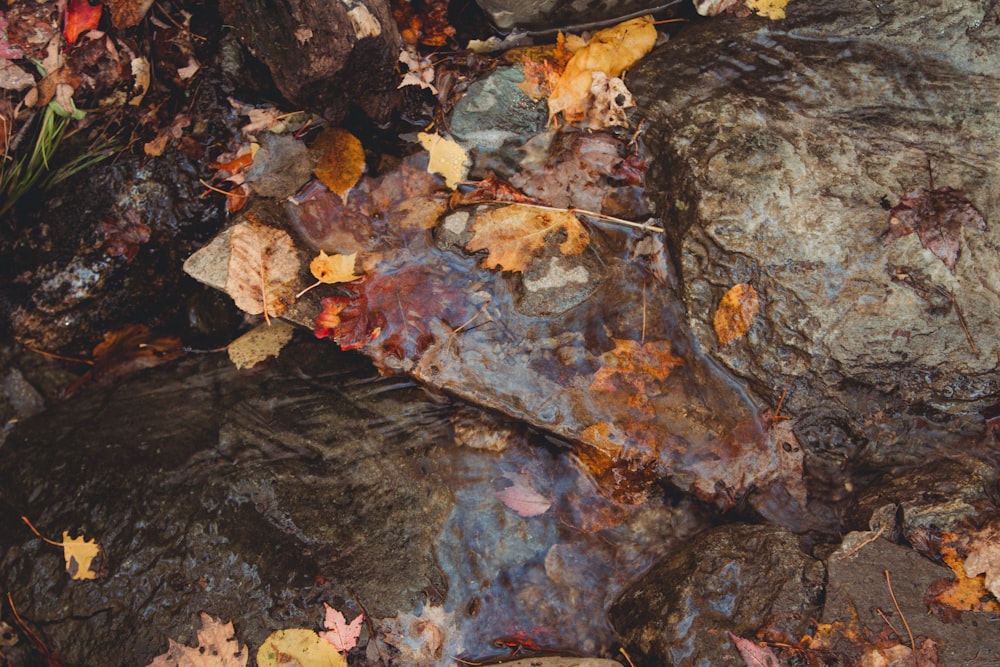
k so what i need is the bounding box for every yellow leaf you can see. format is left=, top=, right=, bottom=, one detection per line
left=714, top=282, right=760, bottom=346
left=745, top=0, right=788, bottom=19
left=465, top=204, right=589, bottom=273
left=227, top=320, right=296, bottom=370
left=310, top=250, right=361, bottom=284
left=257, top=629, right=347, bottom=667
left=548, top=15, right=657, bottom=124
left=61, top=532, right=100, bottom=580
left=312, top=127, right=365, bottom=196
left=418, top=132, right=469, bottom=189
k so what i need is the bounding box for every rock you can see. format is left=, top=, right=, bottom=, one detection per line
left=629, top=0, right=1000, bottom=458
left=218, top=0, right=401, bottom=124
left=609, top=524, right=824, bottom=666
left=473, top=0, right=679, bottom=32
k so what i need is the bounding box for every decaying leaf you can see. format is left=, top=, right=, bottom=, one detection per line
left=257, top=628, right=346, bottom=667
left=587, top=71, right=635, bottom=129
left=926, top=532, right=1000, bottom=617
left=109, top=0, right=155, bottom=28
left=961, top=522, right=1000, bottom=601
left=68, top=324, right=184, bottom=394
left=312, top=127, right=365, bottom=197
left=465, top=204, right=589, bottom=273
left=227, top=320, right=295, bottom=370
left=577, top=421, right=660, bottom=504
left=883, top=186, right=987, bottom=273
left=226, top=220, right=301, bottom=322
left=714, top=282, right=760, bottom=346
left=376, top=604, right=463, bottom=665
left=547, top=15, right=657, bottom=125
left=398, top=49, right=438, bottom=94
left=320, top=603, right=364, bottom=653
left=728, top=632, right=781, bottom=667
left=418, top=132, right=469, bottom=189
left=311, top=250, right=361, bottom=284
left=495, top=473, right=552, bottom=517
left=589, top=338, right=684, bottom=398
left=146, top=613, right=248, bottom=667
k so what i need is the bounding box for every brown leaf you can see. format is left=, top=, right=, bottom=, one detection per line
left=147, top=613, right=248, bottom=667
left=883, top=187, right=987, bottom=272
left=312, top=127, right=365, bottom=197
left=465, top=204, right=589, bottom=273
left=589, top=338, right=684, bottom=400
left=108, top=0, right=154, bottom=29
left=714, top=282, right=759, bottom=346
left=226, top=220, right=301, bottom=322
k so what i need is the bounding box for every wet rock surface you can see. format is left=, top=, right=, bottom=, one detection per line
left=473, top=0, right=680, bottom=32
left=609, top=524, right=825, bottom=666
left=629, top=0, right=1000, bottom=459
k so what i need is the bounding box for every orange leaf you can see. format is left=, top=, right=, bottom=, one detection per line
left=312, top=127, right=365, bottom=197
left=61, top=532, right=101, bottom=580
left=714, top=282, right=760, bottom=346
left=465, top=204, right=589, bottom=273
left=310, top=250, right=361, bottom=284
left=928, top=536, right=1000, bottom=615
left=64, top=0, right=103, bottom=45
left=226, top=220, right=301, bottom=323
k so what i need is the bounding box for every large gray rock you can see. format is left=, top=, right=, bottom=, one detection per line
left=629, top=0, right=1000, bottom=456
left=474, top=0, right=679, bottom=32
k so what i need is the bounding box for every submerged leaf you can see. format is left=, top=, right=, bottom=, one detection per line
left=883, top=186, right=986, bottom=272
left=257, top=628, right=346, bottom=667
left=228, top=320, right=295, bottom=370
left=714, top=283, right=760, bottom=346
left=465, top=204, right=589, bottom=273
left=320, top=603, right=364, bottom=653
left=312, top=127, right=365, bottom=196
left=495, top=473, right=552, bottom=517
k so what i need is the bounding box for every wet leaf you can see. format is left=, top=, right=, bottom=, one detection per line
left=68, top=324, right=184, bottom=394
left=587, top=71, right=635, bottom=130
left=714, top=282, right=760, bottom=346
left=577, top=421, right=660, bottom=504
left=746, top=0, right=789, bottom=19
left=245, top=133, right=315, bottom=198
left=418, top=132, right=469, bottom=189
left=961, top=523, right=1000, bottom=601
left=465, top=204, right=589, bottom=273
left=883, top=187, right=986, bottom=273
left=547, top=15, right=657, bottom=125
left=312, top=127, right=365, bottom=197
left=227, top=320, right=295, bottom=370
left=728, top=633, right=780, bottom=667
left=398, top=49, right=438, bottom=94
left=257, top=628, right=345, bottom=667
left=320, top=603, right=364, bottom=653
left=59, top=532, right=101, bottom=580
left=310, top=250, right=361, bottom=284
left=376, top=604, right=463, bottom=664
left=926, top=531, right=1000, bottom=617
left=64, top=0, right=103, bottom=45
left=589, top=338, right=684, bottom=400
left=147, top=613, right=248, bottom=667
left=226, top=220, right=301, bottom=322
left=100, top=209, right=151, bottom=261
left=495, top=473, right=552, bottom=517
left=108, top=0, right=154, bottom=29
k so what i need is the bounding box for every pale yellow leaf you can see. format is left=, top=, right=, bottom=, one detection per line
left=746, top=0, right=788, bottom=19
left=418, top=132, right=469, bottom=189
left=257, top=629, right=347, bottom=667
left=61, top=532, right=100, bottom=580
left=146, top=613, right=248, bottom=667
left=465, top=204, right=589, bottom=273
left=228, top=320, right=295, bottom=370
left=310, top=250, right=361, bottom=284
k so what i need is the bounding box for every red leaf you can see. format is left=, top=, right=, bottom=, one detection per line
left=313, top=265, right=474, bottom=363
left=883, top=187, right=986, bottom=272
left=64, top=0, right=102, bottom=45
left=495, top=473, right=552, bottom=517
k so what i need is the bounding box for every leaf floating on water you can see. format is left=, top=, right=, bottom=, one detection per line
left=226, top=220, right=301, bottom=323
left=311, top=250, right=361, bottom=284
left=147, top=613, right=249, bottom=667
left=312, top=127, right=365, bottom=197
left=714, top=283, right=760, bottom=346
left=883, top=186, right=986, bottom=273
left=320, top=603, right=364, bottom=653
left=465, top=204, right=589, bottom=273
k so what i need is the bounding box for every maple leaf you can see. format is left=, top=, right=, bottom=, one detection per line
left=147, top=613, right=248, bottom=667
left=320, top=603, right=364, bottom=653
left=714, top=282, right=760, bottom=346
left=589, top=338, right=684, bottom=396
left=418, top=132, right=469, bottom=189
left=64, top=0, right=102, bottom=45
left=465, top=204, right=589, bottom=273
left=883, top=186, right=986, bottom=272
left=313, top=265, right=474, bottom=364
left=225, top=220, right=301, bottom=323
left=59, top=532, right=101, bottom=580
left=495, top=473, right=552, bottom=517
left=547, top=15, right=657, bottom=125
left=311, top=127, right=365, bottom=197
left=728, top=633, right=781, bottom=667
left=310, top=250, right=361, bottom=284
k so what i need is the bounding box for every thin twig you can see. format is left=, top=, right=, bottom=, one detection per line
left=619, top=647, right=637, bottom=667
left=884, top=569, right=917, bottom=666
left=22, top=345, right=93, bottom=365
left=21, top=516, right=63, bottom=547
left=950, top=293, right=978, bottom=357
left=471, top=200, right=665, bottom=233
left=641, top=280, right=647, bottom=344
left=6, top=592, right=50, bottom=657
left=198, top=178, right=241, bottom=197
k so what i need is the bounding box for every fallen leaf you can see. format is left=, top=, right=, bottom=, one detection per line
left=418, top=132, right=469, bottom=189
left=320, top=603, right=364, bottom=653
left=376, top=604, right=463, bottom=664
left=108, top=0, right=154, bottom=29
left=728, top=632, right=781, bottom=667
left=67, top=324, right=184, bottom=394
left=547, top=15, right=657, bottom=125
left=694, top=0, right=751, bottom=17
left=245, top=132, right=315, bottom=198
left=311, top=127, right=365, bottom=197
left=60, top=532, right=101, bottom=580
left=101, top=209, right=151, bottom=260
left=0, top=59, right=35, bottom=92
left=961, top=523, right=1000, bottom=601
left=745, top=0, right=789, bottom=19
left=926, top=532, right=1000, bottom=617
left=310, top=250, right=361, bottom=284
left=398, top=49, right=438, bottom=94
left=589, top=338, right=684, bottom=399
left=257, top=628, right=346, bottom=667
left=227, top=320, right=295, bottom=370
left=883, top=186, right=987, bottom=272
left=225, top=220, right=301, bottom=322
left=495, top=473, right=552, bottom=517
left=64, top=0, right=102, bottom=45
left=577, top=421, right=660, bottom=504
left=714, top=283, right=760, bottom=346
left=587, top=71, right=635, bottom=129
left=465, top=204, right=589, bottom=273
left=147, top=613, right=248, bottom=667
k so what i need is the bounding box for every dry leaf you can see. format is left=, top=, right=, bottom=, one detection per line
left=61, top=532, right=101, bottom=580
left=417, top=132, right=469, bottom=189
left=714, top=282, right=759, bottom=346
left=320, top=603, right=364, bottom=653
left=547, top=15, right=657, bottom=125
left=226, top=220, right=301, bottom=322
left=311, top=250, right=361, bottom=284
left=257, top=628, right=346, bottom=667
left=109, top=0, right=155, bottom=29
left=465, top=204, right=589, bottom=273
left=312, top=127, right=365, bottom=197
left=147, top=613, right=249, bottom=667
left=227, top=320, right=295, bottom=370
left=495, top=473, right=552, bottom=517
left=64, top=0, right=102, bottom=45
left=883, top=186, right=987, bottom=273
